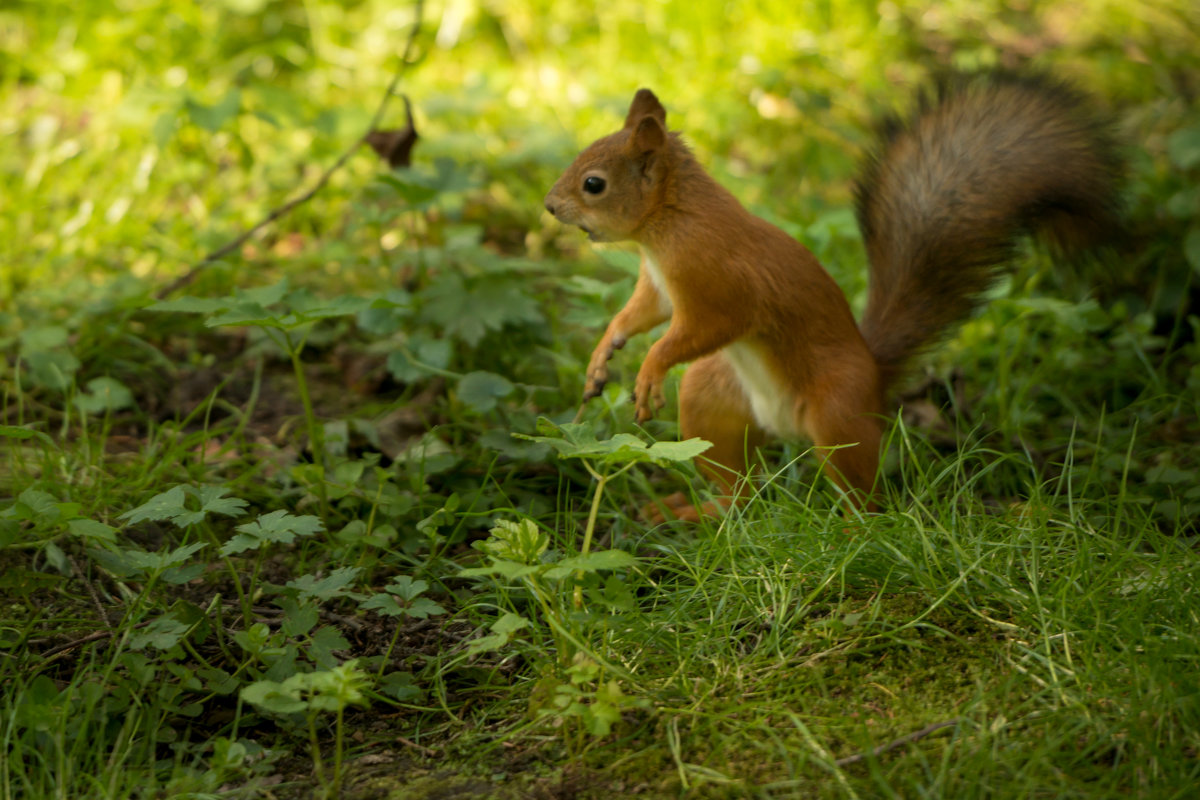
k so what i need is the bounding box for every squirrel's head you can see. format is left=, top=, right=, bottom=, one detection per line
left=544, top=89, right=671, bottom=243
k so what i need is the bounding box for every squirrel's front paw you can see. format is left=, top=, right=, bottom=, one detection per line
left=582, top=358, right=610, bottom=401
left=582, top=335, right=625, bottom=401
left=634, top=370, right=666, bottom=422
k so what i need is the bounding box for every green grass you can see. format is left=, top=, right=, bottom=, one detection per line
left=3, top=0, right=1200, bottom=798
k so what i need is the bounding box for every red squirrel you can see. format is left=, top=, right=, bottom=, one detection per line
left=544, top=74, right=1122, bottom=520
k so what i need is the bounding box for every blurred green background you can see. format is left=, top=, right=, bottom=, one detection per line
left=3, top=0, right=1197, bottom=304
left=2, top=4, right=1199, bottom=796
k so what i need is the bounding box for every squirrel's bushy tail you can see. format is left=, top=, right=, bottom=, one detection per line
left=855, top=73, right=1123, bottom=389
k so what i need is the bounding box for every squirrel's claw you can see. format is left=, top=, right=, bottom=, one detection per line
left=581, top=377, right=606, bottom=401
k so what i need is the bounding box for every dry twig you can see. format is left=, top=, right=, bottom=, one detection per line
left=833, top=719, right=961, bottom=767
left=37, top=619, right=157, bottom=660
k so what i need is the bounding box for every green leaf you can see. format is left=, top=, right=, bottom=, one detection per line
left=1146, top=462, right=1195, bottom=485
left=237, top=280, right=290, bottom=306
left=269, top=651, right=306, bottom=685
left=152, top=110, right=178, bottom=148
left=465, top=612, right=529, bottom=656
left=493, top=612, right=529, bottom=636
left=43, top=542, right=68, bottom=574
left=387, top=336, right=453, bottom=382
left=172, top=486, right=248, bottom=528
left=22, top=350, right=80, bottom=391
left=122, top=485, right=246, bottom=529
left=291, top=660, right=371, bottom=711
left=457, top=371, right=515, bottom=413
left=362, top=575, right=443, bottom=616
left=419, top=273, right=544, bottom=346
left=279, top=597, right=320, bottom=637
left=601, top=575, right=636, bottom=611
left=482, top=429, right=552, bottom=460
left=193, top=486, right=249, bottom=517
left=473, top=518, right=548, bottom=565
left=1185, top=227, right=1200, bottom=276
left=67, top=518, right=117, bottom=544
left=285, top=290, right=371, bottom=321
left=378, top=671, right=422, bottom=702
left=122, top=542, right=208, bottom=573
left=586, top=698, right=622, bottom=737
left=407, top=597, right=447, bottom=618
left=200, top=669, right=241, bottom=697
left=308, top=626, right=352, bottom=669
left=187, top=88, right=241, bottom=132
left=0, top=425, right=55, bottom=447
left=11, top=488, right=74, bottom=522
left=120, top=486, right=188, bottom=525
left=163, top=563, right=206, bottom=585
left=360, top=593, right=406, bottom=617
left=542, top=549, right=637, bottom=580
left=356, top=290, right=412, bottom=335
left=1166, top=186, right=1200, bottom=219
left=429, top=157, right=477, bottom=193
left=241, top=680, right=307, bottom=715
left=458, top=559, right=542, bottom=579
left=1167, top=125, right=1200, bottom=170
left=376, top=172, right=440, bottom=206
left=286, top=566, right=361, bottom=601
left=129, top=616, right=190, bottom=651
left=204, top=302, right=279, bottom=328
left=515, top=419, right=711, bottom=466
left=330, top=459, right=365, bottom=489
left=72, top=377, right=134, bottom=415
left=146, top=296, right=229, bottom=314
left=400, top=433, right=460, bottom=476
left=384, top=575, right=428, bottom=602
left=18, top=325, right=69, bottom=352
left=233, top=622, right=285, bottom=659
left=364, top=522, right=399, bottom=547
left=221, top=510, right=322, bottom=555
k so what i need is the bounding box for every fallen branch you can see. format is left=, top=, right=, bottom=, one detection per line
left=395, top=735, right=439, bottom=757
left=156, top=0, right=426, bottom=300
left=37, top=619, right=156, bottom=660
left=833, top=719, right=961, bottom=767
left=38, top=630, right=116, bottom=659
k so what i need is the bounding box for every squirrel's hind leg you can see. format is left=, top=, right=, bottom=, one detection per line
left=643, top=352, right=767, bottom=523
left=802, top=380, right=884, bottom=514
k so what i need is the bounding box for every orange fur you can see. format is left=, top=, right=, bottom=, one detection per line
left=545, top=76, right=1121, bottom=518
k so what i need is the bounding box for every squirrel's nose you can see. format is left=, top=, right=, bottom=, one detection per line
left=544, top=199, right=556, bottom=216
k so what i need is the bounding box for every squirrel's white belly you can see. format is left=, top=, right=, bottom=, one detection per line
left=641, top=250, right=675, bottom=314
left=643, top=247, right=795, bottom=435
left=723, top=341, right=798, bottom=437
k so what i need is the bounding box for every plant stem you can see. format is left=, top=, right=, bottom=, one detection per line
left=285, top=330, right=328, bottom=512
left=377, top=625, right=404, bottom=681
left=355, top=478, right=387, bottom=572
left=308, top=712, right=327, bottom=792
left=573, top=462, right=635, bottom=610
left=332, top=705, right=345, bottom=798
left=524, top=578, right=571, bottom=665
left=574, top=471, right=607, bottom=611
left=203, top=527, right=253, bottom=627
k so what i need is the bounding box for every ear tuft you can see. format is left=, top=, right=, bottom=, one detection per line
left=625, top=89, right=667, bottom=129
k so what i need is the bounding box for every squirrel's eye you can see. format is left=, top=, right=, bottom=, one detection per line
left=583, top=176, right=606, bottom=195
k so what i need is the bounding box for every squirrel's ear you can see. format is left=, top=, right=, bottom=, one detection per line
left=624, top=89, right=666, bottom=129
left=628, top=114, right=666, bottom=159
